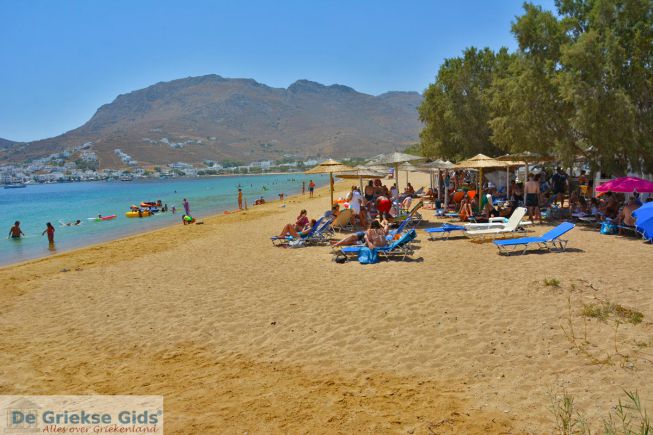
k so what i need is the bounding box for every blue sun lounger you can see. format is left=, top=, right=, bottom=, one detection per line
left=493, top=222, right=575, bottom=255
left=339, top=229, right=417, bottom=261
left=271, top=216, right=331, bottom=246
left=423, top=224, right=466, bottom=240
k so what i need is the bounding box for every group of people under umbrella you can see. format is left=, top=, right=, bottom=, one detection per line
left=303, top=151, right=653, bottom=244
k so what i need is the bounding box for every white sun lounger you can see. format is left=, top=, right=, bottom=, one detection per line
left=464, top=207, right=531, bottom=239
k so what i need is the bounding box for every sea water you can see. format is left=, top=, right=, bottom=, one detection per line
left=0, top=173, right=327, bottom=265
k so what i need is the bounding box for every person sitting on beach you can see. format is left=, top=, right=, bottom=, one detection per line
left=294, top=209, right=309, bottom=231
left=404, top=183, right=415, bottom=196
left=401, top=195, right=413, bottom=212
left=182, top=214, right=195, bottom=225
left=8, top=221, right=24, bottom=239
left=365, top=220, right=389, bottom=249
left=278, top=219, right=316, bottom=238
left=601, top=193, right=620, bottom=220
left=326, top=204, right=340, bottom=218
left=458, top=194, right=473, bottom=221
left=616, top=197, right=640, bottom=231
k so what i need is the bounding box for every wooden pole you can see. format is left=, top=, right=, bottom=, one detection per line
left=330, top=172, right=334, bottom=206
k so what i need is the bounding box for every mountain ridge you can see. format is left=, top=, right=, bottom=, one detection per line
left=0, top=75, right=422, bottom=168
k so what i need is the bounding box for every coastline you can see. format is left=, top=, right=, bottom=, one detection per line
left=0, top=178, right=334, bottom=271
left=0, top=173, right=327, bottom=268
left=0, top=171, right=651, bottom=433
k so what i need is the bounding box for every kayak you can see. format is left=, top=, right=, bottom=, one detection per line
left=125, top=210, right=152, bottom=218
left=88, top=215, right=117, bottom=222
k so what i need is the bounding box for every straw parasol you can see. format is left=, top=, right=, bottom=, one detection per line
left=335, top=167, right=387, bottom=191
left=455, top=154, right=514, bottom=211
left=366, top=152, right=423, bottom=191
left=305, top=159, right=354, bottom=205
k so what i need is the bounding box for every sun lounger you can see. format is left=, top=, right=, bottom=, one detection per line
left=395, top=201, right=424, bottom=227
left=330, top=209, right=354, bottom=232
left=493, top=222, right=575, bottom=255
left=270, top=216, right=331, bottom=246
left=423, top=224, right=466, bottom=240
left=338, top=229, right=417, bottom=261
left=464, top=207, right=531, bottom=239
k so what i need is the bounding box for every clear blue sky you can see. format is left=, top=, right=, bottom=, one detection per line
left=0, top=0, right=555, bottom=142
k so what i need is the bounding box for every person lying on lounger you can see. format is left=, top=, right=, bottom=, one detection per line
left=278, top=219, right=316, bottom=238
left=331, top=218, right=389, bottom=247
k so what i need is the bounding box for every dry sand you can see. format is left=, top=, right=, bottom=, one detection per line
left=1, top=172, right=652, bottom=433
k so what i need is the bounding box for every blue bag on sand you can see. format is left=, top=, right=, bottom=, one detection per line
left=600, top=222, right=617, bottom=235
left=358, top=247, right=379, bottom=264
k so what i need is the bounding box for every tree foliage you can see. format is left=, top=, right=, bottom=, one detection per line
left=418, top=0, right=653, bottom=175
left=418, top=47, right=510, bottom=160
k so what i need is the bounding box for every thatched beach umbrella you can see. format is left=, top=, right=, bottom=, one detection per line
left=455, top=154, right=513, bottom=211
left=335, top=167, right=387, bottom=191
left=305, top=159, right=354, bottom=205
left=367, top=152, right=423, bottom=192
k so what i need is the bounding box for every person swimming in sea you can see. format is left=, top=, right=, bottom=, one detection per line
left=8, top=221, right=24, bottom=239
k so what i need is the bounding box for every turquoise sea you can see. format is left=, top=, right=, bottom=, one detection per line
left=0, top=174, right=327, bottom=266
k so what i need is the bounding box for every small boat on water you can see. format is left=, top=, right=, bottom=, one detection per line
left=119, top=175, right=134, bottom=181
left=3, top=183, right=27, bottom=189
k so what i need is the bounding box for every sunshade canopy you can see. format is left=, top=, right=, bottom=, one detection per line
left=455, top=154, right=513, bottom=169
left=367, top=152, right=423, bottom=165
left=596, top=176, right=653, bottom=193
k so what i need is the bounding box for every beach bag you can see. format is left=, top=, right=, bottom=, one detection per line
left=357, top=247, right=379, bottom=264
left=600, top=222, right=618, bottom=235
left=333, top=252, right=347, bottom=264
left=288, top=239, right=305, bottom=248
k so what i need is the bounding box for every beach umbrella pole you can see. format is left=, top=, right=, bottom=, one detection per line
left=330, top=172, right=334, bottom=206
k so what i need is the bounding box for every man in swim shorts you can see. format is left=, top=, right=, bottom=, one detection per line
left=8, top=221, right=24, bottom=239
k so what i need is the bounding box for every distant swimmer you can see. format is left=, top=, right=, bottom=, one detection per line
left=262, top=186, right=268, bottom=191
left=60, top=219, right=82, bottom=226
left=42, top=222, right=55, bottom=244
left=8, top=221, right=24, bottom=239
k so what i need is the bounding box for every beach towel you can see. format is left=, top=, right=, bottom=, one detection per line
left=357, top=247, right=379, bottom=264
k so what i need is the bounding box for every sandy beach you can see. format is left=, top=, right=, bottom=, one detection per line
left=1, top=172, right=652, bottom=433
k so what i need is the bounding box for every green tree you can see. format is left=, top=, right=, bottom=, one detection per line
left=557, top=0, right=653, bottom=174
left=488, top=3, right=575, bottom=161
left=418, top=47, right=509, bottom=160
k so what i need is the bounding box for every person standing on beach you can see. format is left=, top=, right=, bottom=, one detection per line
left=8, top=221, right=24, bottom=239
left=42, top=222, right=55, bottom=244
left=302, top=181, right=306, bottom=195
left=238, top=188, right=243, bottom=210
left=183, top=198, right=190, bottom=215
left=309, top=180, right=315, bottom=198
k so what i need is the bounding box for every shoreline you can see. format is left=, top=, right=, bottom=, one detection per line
left=0, top=174, right=328, bottom=268
left=0, top=180, right=336, bottom=271
left=1, top=171, right=651, bottom=432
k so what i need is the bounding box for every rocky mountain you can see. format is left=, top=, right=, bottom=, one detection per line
left=0, top=75, right=422, bottom=167
left=0, top=138, right=15, bottom=148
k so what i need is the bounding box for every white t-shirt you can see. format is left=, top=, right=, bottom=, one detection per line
left=350, top=190, right=362, bottom=213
